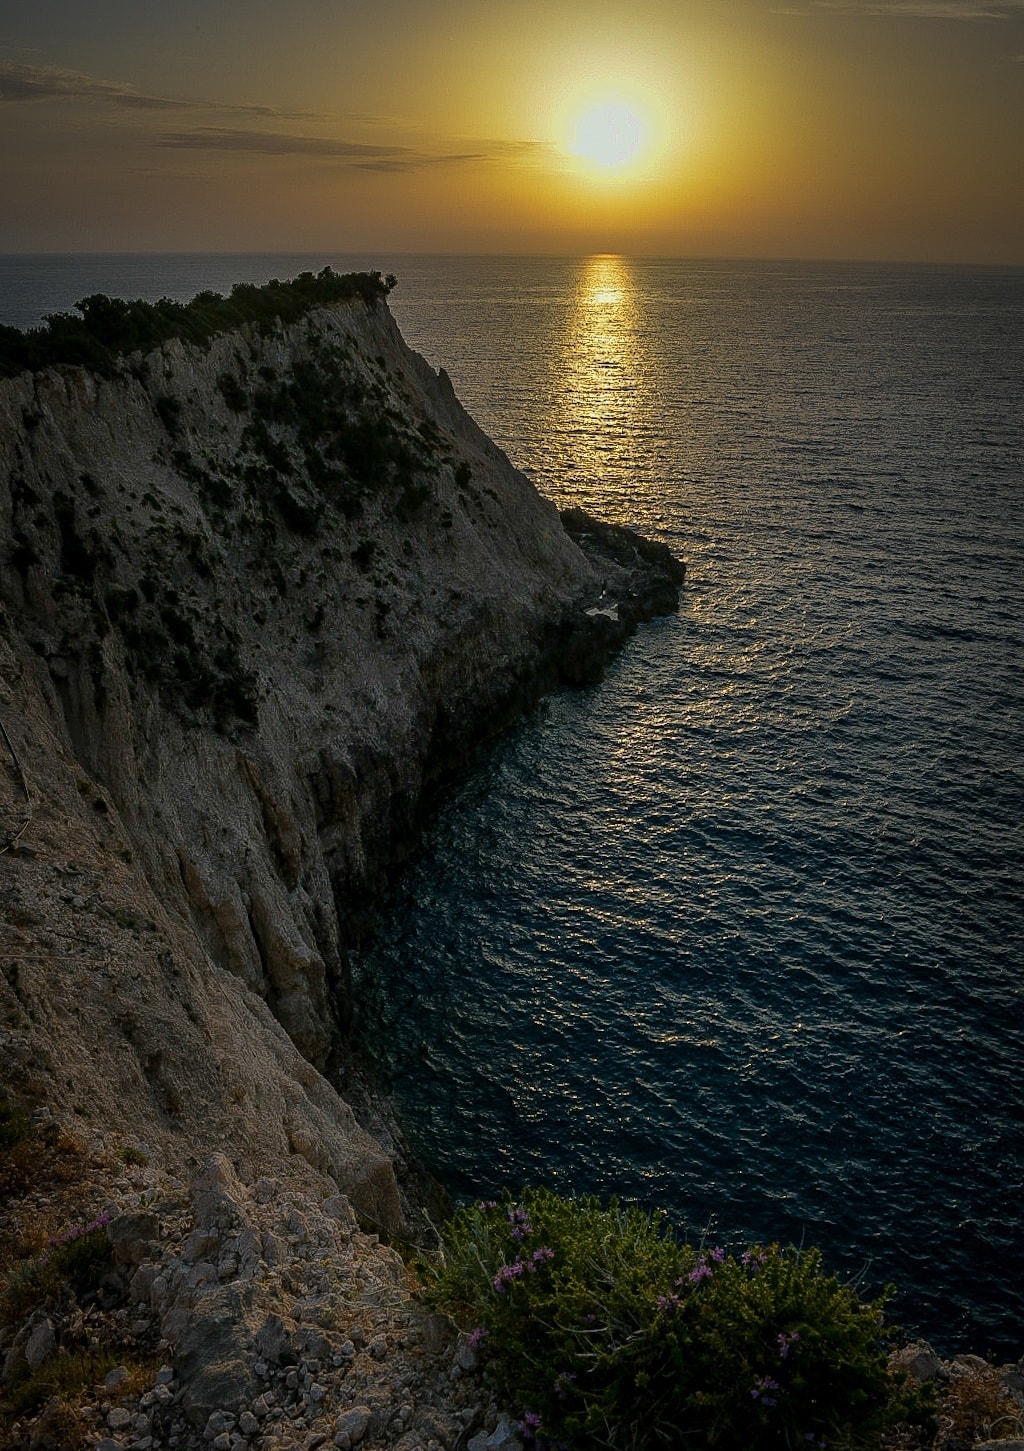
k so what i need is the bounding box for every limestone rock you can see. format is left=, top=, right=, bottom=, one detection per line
left=174, top=1284, right=259, bottom=1425
left=24, top=1319, right=55, bottom=1372
left=255, top=1313, right=294, bottom=1367
left=0, top=283, right=681, bottom=1271
left=892, top=1340, right=944, bottom=1384
left=334, top=1405, right=372, bottom=1448
left=108, top=1209, right=160, bottom=1265
left=467, top=1417, right=523, bottom=1451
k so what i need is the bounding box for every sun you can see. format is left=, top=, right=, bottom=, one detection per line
left=555, top=87, right=666, bottom=184
left=571, top=102, right=646, bottom=172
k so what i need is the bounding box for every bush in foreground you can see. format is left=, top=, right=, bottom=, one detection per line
left=422, top=1188, right=924, bottom=1450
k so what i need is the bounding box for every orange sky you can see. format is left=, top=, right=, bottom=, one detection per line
left=1, top=0, right=1022, bottom=262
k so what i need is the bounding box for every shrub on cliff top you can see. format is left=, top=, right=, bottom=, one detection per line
left=422, top=1188, right=924, bottom=1450
left=0, top=267, right=397, bottom=379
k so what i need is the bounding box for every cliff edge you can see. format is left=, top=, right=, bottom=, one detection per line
left=0, top=273, right=681, bottom=1252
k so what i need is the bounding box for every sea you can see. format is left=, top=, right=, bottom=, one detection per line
left=2, top=252, right=1021, bottom=1359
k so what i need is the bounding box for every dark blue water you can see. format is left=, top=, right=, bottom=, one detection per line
left=374, top=257, right=1024, bottom=1360
left=3, top=254, right=1021, bottom=1358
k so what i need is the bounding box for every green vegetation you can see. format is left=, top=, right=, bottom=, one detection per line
left=0, top=1122, right=155, bottom=1442
left=0, top=1100, right=31, bottom=1152
left=243, top=346, right=435, bottom=519
left=423, top=1189, right=926, bottom=1451
left=4, top=1348, right=122, bottom=1421
left=216, top=370, right=248, bottom=412
left=0, top=262, right=448, bottom=734
left=3, top=1213, right=113, bottom=1322
left=0, top=268, right=396, bottom=379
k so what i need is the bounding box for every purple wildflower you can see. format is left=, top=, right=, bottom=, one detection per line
left=553, top=1371, right=577, bottom=1400
left=709, top=1245, right=726, bottom=1263
left=508, top=1205, right=534, bottom=1241
left=688, top=1258, right=713, bottom=1285
left=468, top=1326, right=489, bottom=1350
left=493, top=1259, right=527, bottom=1293
left=778, top=1331, right=801, bottom=1359
left=47, top=1211, right=112, bottom=1251
left=751, top=1376, right=780, bottom=1408
left=530, top=1246, right=555, bottom=1267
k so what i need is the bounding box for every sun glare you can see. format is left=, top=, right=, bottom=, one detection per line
left=571, top=102, right=645, bottom=172
left=553, top=80, right=669, bottom=185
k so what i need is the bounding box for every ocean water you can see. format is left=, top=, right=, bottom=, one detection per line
left=377, top=257, right=1024, bottom=1360
left=2, top=253, right=1022, bottom=1357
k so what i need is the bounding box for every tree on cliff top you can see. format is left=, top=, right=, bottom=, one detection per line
left=0, top=268, right=397, bottom=380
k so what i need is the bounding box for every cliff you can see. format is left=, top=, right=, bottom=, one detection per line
left=0, top=275, right=684, bottom=1440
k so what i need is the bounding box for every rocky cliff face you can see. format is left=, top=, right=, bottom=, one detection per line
left=0, top=286, right=682, bottom=1232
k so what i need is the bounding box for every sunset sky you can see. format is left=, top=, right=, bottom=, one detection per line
left=1, top=0, right=1022, bottom=263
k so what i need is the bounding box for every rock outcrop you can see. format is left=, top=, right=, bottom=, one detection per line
left=0, top=1115, right=503, bottom=1449
left=0, top=281, right=683, bottom=1232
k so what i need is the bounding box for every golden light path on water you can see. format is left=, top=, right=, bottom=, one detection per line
left=558, top=255, right=649, bottom=493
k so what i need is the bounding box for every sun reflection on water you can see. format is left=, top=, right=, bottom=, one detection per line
left=558, top=255, right=652, bottom=510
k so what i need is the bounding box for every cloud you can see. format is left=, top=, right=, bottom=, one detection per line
left=156, top=127, right=550, bottom=171
left=0, top=59, right=555, bottom=175
left=158, top=128, right=412, bottom=158
left=0, top=60, right=315, bottom=118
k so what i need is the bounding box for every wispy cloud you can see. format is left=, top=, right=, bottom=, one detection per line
left=0, top=60, right=315, bottom=118
left=1, top=59, right=556, bottom=176
left=156, top=128, right=556, bottom=172
left=157, top=126, right=490, bottom=171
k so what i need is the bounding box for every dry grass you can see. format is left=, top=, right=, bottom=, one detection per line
left=1, top=1353, right=155, bottom=1451
left=0, top=1112, right=158, bottom=1450
left=939, top=1362, right=1024, bottom=1449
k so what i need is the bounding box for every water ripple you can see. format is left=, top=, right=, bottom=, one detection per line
left=357, top=258, right=1024, bottom=1358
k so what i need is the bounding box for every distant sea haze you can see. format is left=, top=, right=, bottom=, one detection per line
left=6, top=253, right=1023, bottom=1359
